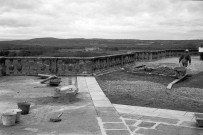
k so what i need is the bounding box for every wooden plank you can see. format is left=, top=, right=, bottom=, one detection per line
left=167, top=74, right=188, bottom=89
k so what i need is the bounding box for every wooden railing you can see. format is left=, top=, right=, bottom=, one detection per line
left=0, top=49, right=198, bottom=76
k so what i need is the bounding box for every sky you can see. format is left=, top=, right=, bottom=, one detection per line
left=0, top=0, right=203, bottom=40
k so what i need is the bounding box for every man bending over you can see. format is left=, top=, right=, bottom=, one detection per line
left=179, top=49, right=191, bottom=67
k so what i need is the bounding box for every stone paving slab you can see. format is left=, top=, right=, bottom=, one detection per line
left=140, top=116, right=179, bottom=124
left=124, top=119, right=137, bottom=125
left=101, top=116, right=123, bottom=122
left=93, top=100, right=113, bottom=107
left=180, top=121, right=197, bottom=128
left=105, top=130, right=130, bottom=135
left=103, top=123, right=127, bottom=129
left=113, top=104, right=196, bottom=121
left=128, top=126, right=137, bottom=132
left=158, top=113, right=194, bottom=121
left=155, top=124, right=203, bottom=135
left=95, top=107, right=117, bottom=112
left=85, top=77, right=103, bottom=92
left=137, top=121, right=156, bottom=128
left=90, top=92, right=109, bottom=101
left=120, top=113, right=143, bottom=120
left=97, top=110, right=120, bottom=117
left=77, top=77, right=89, bottom=92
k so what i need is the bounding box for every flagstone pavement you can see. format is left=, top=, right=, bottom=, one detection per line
left=80, top=77, right=203, bottom=135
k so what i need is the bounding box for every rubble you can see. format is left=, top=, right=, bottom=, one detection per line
left=125, top=64, right=176, bottom=77
left=38, top=74, right=53, bottom=79
left=174, top=67, right=187, bottom=79
left=53, top=85, right=78, bottom=102
left=124, top=63, right=191, bottom=89
left=40, top=75, right=57, bottom=84
left=50, top=112, right=63, bottom=122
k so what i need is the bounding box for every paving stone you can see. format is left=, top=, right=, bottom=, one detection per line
left=106, top=130, right=130, bottom=135
left=124, top=119, right=137, bottom=125
left=158, top=113, right=193, bottom=121
left=89, top=92, right=106, bottom=97
left=76, top=77, right=89, bottom=92
left=137, top=121, right=156, bottom=128
left=91, top=95, right=109, bottom=101
left=140, top=116, right=179, bottom=124
left=136, top=128, right=162, bottom=135
left=101, top=116, right=122, bottom=122
left=116, top=108, right=135, bottom=114
left=120, top=113, right=142, bottom=119
left=103, top=123, right=127, bottom=129
left=93, top=100, right=113, bottom=107
left=97, top=110, right=119, bottom=117
left=96, top=107, right=117, bottom=112
left=155, top=109, right=187, bottom=116
left=180, top=121, right=197, bottom=128
left=128, top=125, right=137, bottom=132
left=155, top=124, right=203, bottom=135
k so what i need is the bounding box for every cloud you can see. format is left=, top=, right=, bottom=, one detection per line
left=0, top=0, right=203, bottom=40
left=0, top=0, right=42, bottom=10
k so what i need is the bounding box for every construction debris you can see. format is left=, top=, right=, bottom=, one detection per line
left=124, top=63, right=192, bottom=89
left=38, top=74, right=53, bottom=79
left=174, top=67, right=187, bottom=79
left=49, top=78, right=62, bottom=86
left=166, top=66, right=190, bottom=89
left=167, top=74, right=188, bottom=89
left=125, top=64, right=176, bottom=77
left=40, top=75, right=57, bottom=84
left=53, top=85, right=78, bottom=98
left=195, top=113, right=203, bottom=127
left=50, top=112, right=63, bottom=122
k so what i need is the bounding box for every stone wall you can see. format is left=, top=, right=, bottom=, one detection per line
left=0, top=49, right=198, bottom=76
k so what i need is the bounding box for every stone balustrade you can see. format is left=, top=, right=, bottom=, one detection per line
left=0, top=49, right=198, bottom=76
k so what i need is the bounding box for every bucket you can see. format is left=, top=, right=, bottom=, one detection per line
left=17, top=102, right=31, bottom=115
left=1, top=111, right=16, bottom=126
left=13, top=109, right=22, bottom=123
left=53, top=87, right=61, bottom=98
left=49, top=78, right=61, bottom=86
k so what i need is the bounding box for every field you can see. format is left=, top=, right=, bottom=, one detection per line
left=0, top=38, right=203, bottom=57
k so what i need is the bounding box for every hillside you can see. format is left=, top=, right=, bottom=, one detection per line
left=0, top=38, right=203, bottom=50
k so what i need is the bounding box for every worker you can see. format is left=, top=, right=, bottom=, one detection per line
left=179, top=49, right=191, bottom=67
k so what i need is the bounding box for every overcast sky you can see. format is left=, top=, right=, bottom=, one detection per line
left=0, top=0, right=203, bottom=40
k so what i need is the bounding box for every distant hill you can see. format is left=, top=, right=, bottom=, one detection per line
left=0, top=37, right=203, bottom=50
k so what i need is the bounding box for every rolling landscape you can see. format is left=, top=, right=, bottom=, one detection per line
left=0, top=38, right=203, bottom=57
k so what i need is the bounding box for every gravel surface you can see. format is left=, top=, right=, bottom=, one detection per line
left=96, top=71, right=203, bottom=113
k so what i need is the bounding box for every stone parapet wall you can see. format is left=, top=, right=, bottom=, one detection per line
left=0, top=49, right=198, bottom=76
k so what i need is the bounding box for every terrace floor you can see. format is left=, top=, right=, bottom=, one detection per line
left=0, top=74, right=203, bottom=135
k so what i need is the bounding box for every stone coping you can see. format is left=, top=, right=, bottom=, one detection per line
left=0, top=49, right=198, bottom=60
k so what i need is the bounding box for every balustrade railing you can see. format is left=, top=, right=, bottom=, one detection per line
left=0, top=49, right=198, bottom=76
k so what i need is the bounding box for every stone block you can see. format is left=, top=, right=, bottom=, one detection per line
left=103, top=123, right=127, bottom=129
left=140, top=116, right=179, bottom=124
left=124, top=119, right=137, bottom=125
left=180, top=121, right=197, bottom=128
left=128, top=125, right=137, bottom=132
left=101, top=116, right=122, bottom=122
left=106, top=130, right=130, bottom=135
left=137, top=121, right=156, bottom=128
left=120, top=113, right=142, bottom=120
